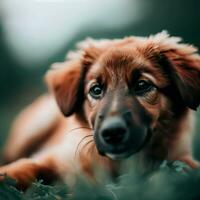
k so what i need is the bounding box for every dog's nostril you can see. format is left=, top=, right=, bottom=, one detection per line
left=101, top=127, right=127, bottom=144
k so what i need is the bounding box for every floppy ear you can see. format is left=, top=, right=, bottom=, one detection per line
left=45, top=60, right=84, bottom=116
left=150, top=32, right=200, bottom=110
left=165, top=53, right=200, bottom=110
left=45, top=41, right=104, bottom=116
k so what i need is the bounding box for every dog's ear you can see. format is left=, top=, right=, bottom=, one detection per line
left=45, top=60, right=84, bottom=116
left=45, top=42, right=104, bottom=116
left=166, top=52, right=200, bottom=110
left=149, top=32, right=200, bottom=110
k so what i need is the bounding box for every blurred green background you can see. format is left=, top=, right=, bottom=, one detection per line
left=0, top=0, right=200, bottom=161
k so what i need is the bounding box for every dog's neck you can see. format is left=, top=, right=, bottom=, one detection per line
left=145, top=108, right=194, bottom=162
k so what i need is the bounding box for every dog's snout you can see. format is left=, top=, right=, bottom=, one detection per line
left=100, top=117, right=128, bottom=145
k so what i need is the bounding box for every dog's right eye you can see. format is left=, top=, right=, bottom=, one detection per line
left=89, top=84, right=104, bottom=99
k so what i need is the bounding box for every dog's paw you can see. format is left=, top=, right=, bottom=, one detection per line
left=0, top=159, right=38, bottom=189
left=0, top=173, right=7, bottom=181
left=177, top=155, right=200, bottom=170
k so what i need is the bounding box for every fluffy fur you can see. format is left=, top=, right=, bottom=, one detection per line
left=1, top=31, right=200, bottom=189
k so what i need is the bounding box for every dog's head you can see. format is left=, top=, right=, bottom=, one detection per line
left=46, top=32, right=200, bottom=160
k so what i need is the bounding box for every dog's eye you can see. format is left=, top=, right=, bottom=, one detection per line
left=134, top=80, right=154, bottom=95
left=89, top=84, right=103, bottom=99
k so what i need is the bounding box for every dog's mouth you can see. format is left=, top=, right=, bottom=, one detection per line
left=105, top=152, right=131, bottom=160
left=102, top=141, right=146, bottom=160
left=105, top=149, right=137, bottom=160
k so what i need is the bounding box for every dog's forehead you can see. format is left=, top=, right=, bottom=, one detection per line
left=87, top=46, right=152, bottom=81
left=100, top=46, right=151, bottom=68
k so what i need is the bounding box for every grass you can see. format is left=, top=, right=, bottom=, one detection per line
left=0, top=160, right=200, bottom=200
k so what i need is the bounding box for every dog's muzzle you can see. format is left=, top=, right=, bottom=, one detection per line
left=95, top=116, right=152, bottom=160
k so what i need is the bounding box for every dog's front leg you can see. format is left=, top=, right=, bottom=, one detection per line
left=0, top=157, right=57, bottom=189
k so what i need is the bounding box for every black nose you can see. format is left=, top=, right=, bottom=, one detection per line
left=100, top=117, right=128, bottom=145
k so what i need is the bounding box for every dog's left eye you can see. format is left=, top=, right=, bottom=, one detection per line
left=89, top=84, right=104, bottom=99
left=134, top=80, right=154, bottom=95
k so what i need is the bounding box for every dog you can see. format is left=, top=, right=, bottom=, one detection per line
left=1, top=31, right=200, bottom=189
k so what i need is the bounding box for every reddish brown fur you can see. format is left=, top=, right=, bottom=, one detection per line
left=1, top=32, right=200, bottom=189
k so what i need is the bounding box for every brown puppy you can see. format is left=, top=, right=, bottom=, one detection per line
left=1, top=31, right=200, bottom=189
